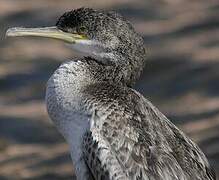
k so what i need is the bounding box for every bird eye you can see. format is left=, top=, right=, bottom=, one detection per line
left=78, top=26, right=86, bottom=33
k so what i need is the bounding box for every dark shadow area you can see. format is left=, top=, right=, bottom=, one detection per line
left=0, top=58, right=60, bottom=103
left=136, top=57, right=219, bottom=99
left=0, top=176, right=9, bottom=180
left=29, top=153, right=71, bottom=168
left=200, top=134, right=219, bottom=173
left=26, top=173, right=75, bottom=180
left=0, top=116, right=64, bottom=144
left=168, top=109, right=219, bottom=124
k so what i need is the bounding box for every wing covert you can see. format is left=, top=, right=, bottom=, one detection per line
left=82, top=84, right=215, bottom=180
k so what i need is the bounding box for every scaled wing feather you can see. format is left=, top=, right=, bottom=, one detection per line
left=82, top=84, right=215, bottom=180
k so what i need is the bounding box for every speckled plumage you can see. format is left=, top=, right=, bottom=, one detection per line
left=46, top=8, right=216, bottom=180
left=56, top=8, right=145, bottom=87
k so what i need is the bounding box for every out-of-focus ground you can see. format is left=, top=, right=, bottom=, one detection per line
left=0, top=0, right=219, bottom=179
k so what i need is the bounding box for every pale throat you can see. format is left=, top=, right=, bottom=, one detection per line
left=69, top=39, right=117, bottom=63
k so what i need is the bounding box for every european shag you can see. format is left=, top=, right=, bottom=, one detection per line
left=6, top=8, right=216, bottom=180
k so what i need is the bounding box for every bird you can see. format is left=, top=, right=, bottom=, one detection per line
left=6, top=7, right=216, bottom=180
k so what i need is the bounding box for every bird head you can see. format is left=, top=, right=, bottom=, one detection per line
left=6, top=8, right=146, bottom=86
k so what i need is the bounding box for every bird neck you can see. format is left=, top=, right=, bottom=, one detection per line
left=46, top=56, right=143, bottom=179
left=69, top=37, right=146, bottom=87
left=46, top=53, right=146, bottom=126
left=46, top=56, right=135, bottom=140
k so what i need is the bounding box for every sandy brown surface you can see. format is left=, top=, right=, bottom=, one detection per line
left=0, top=0, right=219, bottom=179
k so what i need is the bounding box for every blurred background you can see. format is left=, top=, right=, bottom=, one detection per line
left=0, top=0, right=219, bottom=179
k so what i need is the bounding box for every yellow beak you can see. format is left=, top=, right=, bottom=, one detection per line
left=6, top=26, right=87, bottom=43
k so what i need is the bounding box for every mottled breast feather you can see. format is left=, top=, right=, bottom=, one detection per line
left=82, top=83, right=216, bottom=180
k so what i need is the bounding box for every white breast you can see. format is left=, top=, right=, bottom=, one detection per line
left=45, top=60, right=93, bottom=180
